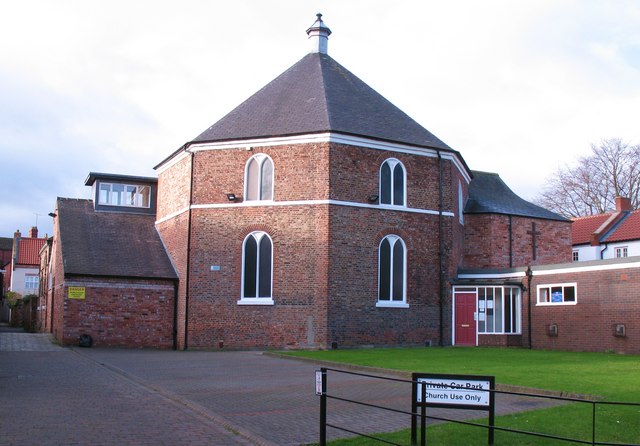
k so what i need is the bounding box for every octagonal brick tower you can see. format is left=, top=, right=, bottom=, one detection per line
left=155, top=14, right=471, bottom=350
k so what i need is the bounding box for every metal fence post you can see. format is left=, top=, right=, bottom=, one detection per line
left=420, top=381, right=427, bottom=446
left=592, top=401, right=596, bottom=446
left=319, top=368, right=327, bottom=446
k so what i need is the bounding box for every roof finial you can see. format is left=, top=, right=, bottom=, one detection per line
left=306, top=13, right=332, bottom=54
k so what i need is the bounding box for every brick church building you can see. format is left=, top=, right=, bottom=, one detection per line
left=42, top=14, right=588, bottom=350
left=152, top=15, right=570, bottom=350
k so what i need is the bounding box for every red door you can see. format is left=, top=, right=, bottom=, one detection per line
left=455, top=293, right=476, bottom=346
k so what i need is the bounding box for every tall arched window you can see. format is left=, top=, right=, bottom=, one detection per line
left=377, top=235, right=407, bottom=306
left=379, top=159, right=405, bottom=206
left=245, top=154, right=274, bottom=201
left=241, top=232, right=273, bottom=302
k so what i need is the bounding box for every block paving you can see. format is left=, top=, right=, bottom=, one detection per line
left=1, top=326, right=564, bottom=445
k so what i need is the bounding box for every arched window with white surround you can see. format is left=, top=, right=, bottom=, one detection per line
left=244, top=154, right=274, bottom=201
left=379, top=158, right=405, bottom=206
left=240, top=231, right=273, bottom=304
left=377, top=235, right=408, bottom=307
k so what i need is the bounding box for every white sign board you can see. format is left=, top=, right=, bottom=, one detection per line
left=315, top=370, right=323, bottom=395
left=416, top=377, right=491, bottom=406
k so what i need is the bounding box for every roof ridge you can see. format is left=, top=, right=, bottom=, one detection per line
left=572, top=213, right=613, bottom=221
left=601, top=210, right=634, bottom=242
left=318, top=54, right=333, bottom=132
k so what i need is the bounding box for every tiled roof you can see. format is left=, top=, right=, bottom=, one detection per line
left=16, top=238, right=47, bottom=266
left=571, top=214, right=611, bottom=245
left=571, top=209, right=640, bottom=245
left=603, top=210, right=640, bottom=243
left=464, top=171, right=569, bottom=222
left=192, top=52, right=453, bottom=151
left=0, top=237, right=12, bottom=251
left=57, top=198, right=177, bottom=279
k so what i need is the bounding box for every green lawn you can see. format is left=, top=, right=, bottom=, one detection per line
left=284, top=347, right=640, bottom=445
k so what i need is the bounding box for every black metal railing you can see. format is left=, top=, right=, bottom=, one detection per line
left=316, top=367, right=640, bottom=446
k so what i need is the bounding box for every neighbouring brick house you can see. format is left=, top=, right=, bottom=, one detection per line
left=571, top=196, right=640, bottom=261
left=40, top=173, right=178, bottom=347
left=40, top=15, right=639, bottom=353
left=0, top=236, right=13, bottom=321
left=8, top=227, right=47, bottom=298
left=2, top=228, right=47, bottom=326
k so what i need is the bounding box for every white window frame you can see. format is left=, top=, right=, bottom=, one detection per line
left=244, top=154, right=274, bottom=201
left=377, top=235, right=409, bottom=308
left=572, top=250, right=579, bottom=262
left=238, top=231, right=274, bottom=305
left=24, top=275, right=39, bottom=291
left=475, top=286, right=522, bottom=335
left=537, top=283, right=577, bottom=306
left=615, top=246, right=628, bottom=258
left=379, top=158, right=407, bottom=207
left=98, top=183, right=151, bottom=208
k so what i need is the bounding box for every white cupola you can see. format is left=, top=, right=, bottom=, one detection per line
left=306, top=13, right=331, bottom=54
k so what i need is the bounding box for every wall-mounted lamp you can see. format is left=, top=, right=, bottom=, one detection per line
left=48, top=212, right=57, bottom=218
left=225, top=193, right=237, bottom=202
left=368, top=194, right=379, bottom=203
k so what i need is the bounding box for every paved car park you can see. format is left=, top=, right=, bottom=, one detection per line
left=1, top=327, right=562, bottom=445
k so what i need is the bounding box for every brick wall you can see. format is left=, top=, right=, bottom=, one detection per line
left=530, top=266, right=640, bottom=354
left=157, top=141, right=468, bottom=349
left=184, top=205, right=330, bottom=349
left=463, top=215, right=572, bottom=269
left=50, top=208, right=66, bottom=342
left=327, top=205, right=447, bottom=347
left=157, top=154, right=192, bottom=219
left=156, top=212, right=189, bottom=349
left=58, top=277, right=176, bottom=348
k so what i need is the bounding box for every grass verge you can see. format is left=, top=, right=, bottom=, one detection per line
left=283, top=347, right=640, bottom=445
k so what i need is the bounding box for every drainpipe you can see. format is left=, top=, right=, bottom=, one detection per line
left=172, top=280, right=179, bottom=350
left=508, top=215, right=513, bottom=268
left=437, top=150, right=445, bottom=346
left=526, top=266, right=533, bottom=349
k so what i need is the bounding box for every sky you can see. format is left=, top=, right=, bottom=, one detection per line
left=1, top=0, right=639, bottom=238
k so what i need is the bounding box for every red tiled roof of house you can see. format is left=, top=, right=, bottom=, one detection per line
left=605, top=210, right=640, bottom=243
left=571, top=214, right=611, bottom=245
left=16, top=238, right=47, bottom=266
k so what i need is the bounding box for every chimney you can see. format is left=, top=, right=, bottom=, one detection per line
left=14, top=230, right=21, bottom=240
left=29, top=226, right=38, bottom=238
left=615, top=196, right=632, bottom=212
left=306, top=13, right=331, bottom=54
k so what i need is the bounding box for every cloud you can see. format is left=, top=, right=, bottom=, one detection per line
left=1, top=0, right=639, bottom=237
left=0, top=69, right=161, bottom=236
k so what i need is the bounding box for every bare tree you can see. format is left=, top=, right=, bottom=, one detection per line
left=535, top=139, right=640, bottom=218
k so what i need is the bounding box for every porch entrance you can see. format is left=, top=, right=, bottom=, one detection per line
left=454, top=292, right=476, bottom=346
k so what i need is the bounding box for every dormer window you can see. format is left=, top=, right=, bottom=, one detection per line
left=245, top=154, right=274, bottom=201
left=98, top=183, right=151, bottom=208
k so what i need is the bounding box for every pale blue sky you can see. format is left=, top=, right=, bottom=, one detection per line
left=1, top=1, right=639, bottom=237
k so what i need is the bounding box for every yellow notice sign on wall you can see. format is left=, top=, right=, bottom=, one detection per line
left=68, top=287, right=86, bottom=300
